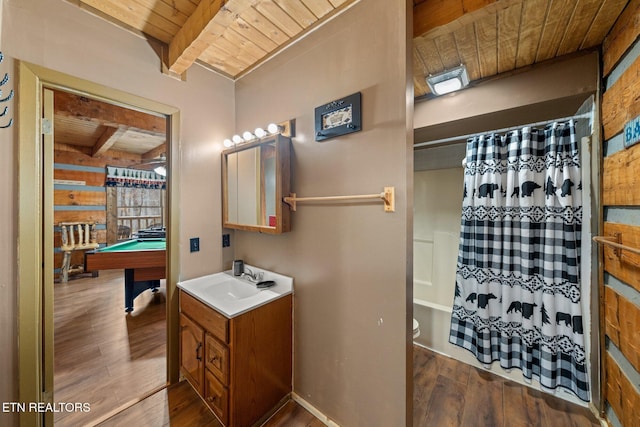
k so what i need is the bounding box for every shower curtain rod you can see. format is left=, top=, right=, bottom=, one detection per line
left=414, top=112, right=593, bottom=149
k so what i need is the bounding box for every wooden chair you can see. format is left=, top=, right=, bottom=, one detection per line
left=59, top=222, right=99, bottom=283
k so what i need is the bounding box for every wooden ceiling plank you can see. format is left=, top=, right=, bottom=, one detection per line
left=515, top=0, right=549, bottom=68
left=453, top=22, right=482, bottom=82
left=255, top=1, right=305, bottom=37
left=92, top=126, right=128, bottom=158
left=129, top=0, right=192, bottom=27
left=589, top=0, right=633, bottom=62
left=433, top=33, right=462, bottom=69
left=557, top=0, right=603, bottom=56
left=223, top=28, right=267, bottom=60
left=200, top=44, right=250, bottom=74
left=168, top=0, right=227, bottom=74
left=497, top=1, right=522, bottom=74
left=413, top=0, right=498, bottom=38
left=94, top=0, right=182, bottom=34
left=241, top=6, right=291, bottom=45
left=54, top=91, right=166, bottom=136
left=475, top=13, right=498, bottom=78
left=213, top=34, right=258, bottom=65
left=327, top=0, right=348, bottom=7
left=231, top=17, right=279, bottom=52
left=161, top=0, right=199, bottom=17
left=80, top=0, right=176, bottom=42
left=300, top=0, right=334, bottom=18
left=412, top=49, right=431, bottom=97
left=414, top=37, right=445, bottom=75
left=535, top=0, right=578, bottom=62
left=274, top=0, right=318, bottom=29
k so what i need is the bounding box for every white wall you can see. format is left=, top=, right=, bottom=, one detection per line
left=0, top=0, right=235, bottom=424
left=413, top=168, right=462, bottom=307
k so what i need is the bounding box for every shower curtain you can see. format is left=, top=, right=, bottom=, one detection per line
left=449, top=120, right=589, bottom=401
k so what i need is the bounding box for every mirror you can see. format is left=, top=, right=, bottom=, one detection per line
left=222, top=135, right=291, bottom=233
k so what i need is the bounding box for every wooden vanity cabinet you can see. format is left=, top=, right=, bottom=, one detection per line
left=179, top=290, right=292, bottom=427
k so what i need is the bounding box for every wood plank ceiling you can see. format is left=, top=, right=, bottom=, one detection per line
left=66, top=0, right=630, bottom=97
left=70, top=0, right=358, bottom=78
left=54, top=89, right=167, bottom=164
left=413, top=0, right=629, bottom=98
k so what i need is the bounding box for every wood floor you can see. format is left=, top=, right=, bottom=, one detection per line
left=100, top=345, right=602, bottom=427
left=97, top=381, right=325, bottom=427
left=54, top=271, right=600, bottom=426
left=54, top=269, right=167, bottom=426
left=413, top=345, right=601, bottom=427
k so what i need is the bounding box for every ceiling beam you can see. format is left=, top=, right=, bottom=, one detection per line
left=167, top=0, right=227, bottom=75
left=54, top=91, right=166, bottom=136
left=92, top=126, right=128, bottom=158
left=413, top=0, right=497, bottom=38
left=142, top=144, right=167, bottom=160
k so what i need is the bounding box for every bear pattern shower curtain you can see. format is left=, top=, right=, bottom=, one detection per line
left=449, top=120, right=589, bottom=401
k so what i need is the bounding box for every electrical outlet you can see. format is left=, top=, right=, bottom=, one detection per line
left=222, top=234, right=230, bottom=248
left=190, top=237, right=200, bottom=253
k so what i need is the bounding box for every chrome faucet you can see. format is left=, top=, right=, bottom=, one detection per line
left=242, top=267, right=263, bottom=283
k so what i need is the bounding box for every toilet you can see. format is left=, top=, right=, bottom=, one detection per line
left=413, top=318, right=420, bottom=339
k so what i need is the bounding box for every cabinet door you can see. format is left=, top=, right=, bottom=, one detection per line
left=204, top=369, right=228, bottom=425
left=179, top=313, right=204, bottom=393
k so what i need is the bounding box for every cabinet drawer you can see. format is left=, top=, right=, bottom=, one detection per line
left=180, top=291, right=228, bottom=343
left=204, top=369, right=228, bottom=425
left=205, top=333, right=229, bottom=386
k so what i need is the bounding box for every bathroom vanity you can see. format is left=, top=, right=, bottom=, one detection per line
left=177, top=268, right=293, bottom=427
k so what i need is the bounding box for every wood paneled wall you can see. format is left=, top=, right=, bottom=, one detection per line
left=600, top=1, right=640, bottom=425
left=53, top=143, right=139, bottom=279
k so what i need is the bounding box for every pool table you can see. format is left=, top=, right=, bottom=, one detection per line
left=85, top=238, right=166, bottom=312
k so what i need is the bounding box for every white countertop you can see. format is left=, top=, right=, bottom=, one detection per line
left=177, top=265, right=293, bottom=318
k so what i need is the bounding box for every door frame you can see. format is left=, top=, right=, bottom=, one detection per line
left=17, top=61, right=181, bottom=426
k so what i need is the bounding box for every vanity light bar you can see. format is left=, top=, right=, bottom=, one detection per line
left=223, top=119, right=296, bottom=148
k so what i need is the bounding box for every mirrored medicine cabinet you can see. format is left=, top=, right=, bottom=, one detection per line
left=222, top=134, right=291, bottom=233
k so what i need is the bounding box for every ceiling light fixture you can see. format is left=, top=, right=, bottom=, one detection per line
left=154, top=165, right=167, bottom=176
left=426, top=64, right=469, bottom=96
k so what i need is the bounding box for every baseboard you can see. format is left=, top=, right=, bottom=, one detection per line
left=291, top=392, right=340, bottom=427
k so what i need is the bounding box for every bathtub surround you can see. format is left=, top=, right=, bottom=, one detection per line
left=449, top=120, right=589, bottom=401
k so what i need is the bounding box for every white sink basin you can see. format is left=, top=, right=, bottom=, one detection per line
left=177, top=266, right=293, bottom=318
left=201, top=278, right=260, bottom=301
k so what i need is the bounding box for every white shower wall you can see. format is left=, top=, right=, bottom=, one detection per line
left=413, top=168, right=462, bottom=310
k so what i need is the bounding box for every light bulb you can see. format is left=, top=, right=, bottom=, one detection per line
left=254, top=127, right=266, bottom=138
left=154, top=166, right=166, bottom=176
left=223, top=138, right=234, bottom=148
left=433, top=78, right=463, bottom=95
left=267, top=123, right=280, bottom=134
left=242, top=131, right=254, bottom=141
left=232, top=134, right=244, bottom=144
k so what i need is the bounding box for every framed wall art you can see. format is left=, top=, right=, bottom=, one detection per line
left=314, top=92, right=361, bottom=142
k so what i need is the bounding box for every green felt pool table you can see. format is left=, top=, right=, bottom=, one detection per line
left=85, top=238, right=166, bottom=312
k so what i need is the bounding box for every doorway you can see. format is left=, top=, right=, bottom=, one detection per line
left=48, top=86, right=168, bottom=425
left=17, top=62, right=181, bottom=427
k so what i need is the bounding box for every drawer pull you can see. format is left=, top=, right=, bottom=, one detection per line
left=196, top=342, right=203, bottom=361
